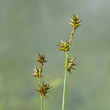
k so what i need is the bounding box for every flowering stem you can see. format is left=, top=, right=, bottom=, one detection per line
left=62, top=52, right=69, bottom=110
left=58, top=14, right=81, bottom=110
left=62, top=27, right=75, bottom=110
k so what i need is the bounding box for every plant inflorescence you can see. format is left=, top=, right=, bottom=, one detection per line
left=31, top=14, right=82, bottom=110
left=31, top=52, right=51, bottom=110
left=57, top=14, right=82, bottom=110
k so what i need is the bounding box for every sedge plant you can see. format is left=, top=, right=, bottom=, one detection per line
left=57, top=14, right=82, bottom=110
left=31, top=52, right=51, bottom=110
left=31, top=14, right=82, bottom=110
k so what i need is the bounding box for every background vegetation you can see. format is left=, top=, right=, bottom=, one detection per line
left=0, top=0, right=110, bottom=110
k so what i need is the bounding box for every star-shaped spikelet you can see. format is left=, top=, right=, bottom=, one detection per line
left=37, top=52, right=47, bottom=64
left=63, top=57, right=77, bottom=74
left=57, top=40, right=70, bottom=52
left=31, top=66, right=43, bottom=78
left=67, top=14, right=82, bottom=29
left=36, top=81, right=50, bottom=98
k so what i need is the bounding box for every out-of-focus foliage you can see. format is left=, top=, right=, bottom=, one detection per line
left=0, top=0, right=110, bottom=110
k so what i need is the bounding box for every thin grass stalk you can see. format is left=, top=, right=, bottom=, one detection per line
left=62, top=52, right=69, bottom=110
left=38, top=65, right=43, bottom=110
left=41, top=96, right=43, bottom=110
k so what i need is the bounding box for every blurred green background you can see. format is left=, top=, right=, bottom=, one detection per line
left=0, top=0, right=110, bottom=110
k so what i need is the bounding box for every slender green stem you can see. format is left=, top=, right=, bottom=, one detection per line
left=39, top=76, right=43, bottom=110
left=69, top=28, right=75, bottom=48
left=62, top=52, right=69, bottom=110
left=62, top=27, right=75, bottom=110
left=38, top=65, right=43, bottom=110
left=41, top=96, right=43, bottom=110
left=38, top=77, right=41, bottom=86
